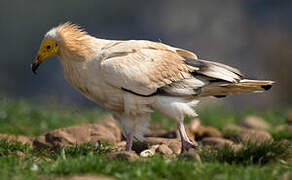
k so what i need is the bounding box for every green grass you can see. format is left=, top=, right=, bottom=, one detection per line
left=0, top=98, right=106, bottom=136
left=0, top=97, right=291, bottom=180
left=0, top=139, right=291, bottom=180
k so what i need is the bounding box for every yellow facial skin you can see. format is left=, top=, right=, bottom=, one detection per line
left=31, top=39, right=60, bottom=74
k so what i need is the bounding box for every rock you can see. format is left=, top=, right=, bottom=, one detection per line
left=33, top=120, right=122, bottom=150
left=240, top=116, right=270, bottom=130
left=145, top=137, right=183, bottom=154
left=98, top=118, right=122, bottom=140
left=51, top=175, right=114, bottom=180
left=168, top=140, right=181, bottom=155
left=157, top=144, right=173, bottom=157
left=145, top=137, right=178, bottom=146
left=193, top=127, right=223, bottom=140
left=140, top=149, right=155, bottom=157
left=201, top=137, right=234, bottom=150
left=0, top=134, right=32, bottom=146
left=286, top=110, right=292, bottom=125
left=188, top=118, right=201, bottom=133
left=105, top=151, right=139, bottom=162
left=140, top=145, right=159, bottom=157
left=237, top=130, right=273, bottom=144
left=180, top=149, right=201, bottom=162
left=90, top=120, right=121, bottom=143
left=144, top=137, right=198, bottom=155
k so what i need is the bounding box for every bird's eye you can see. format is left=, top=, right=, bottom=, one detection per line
left=46, top=45, right=51, bottom=49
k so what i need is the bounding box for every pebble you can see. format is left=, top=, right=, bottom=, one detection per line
left=157, top=144, right=173, bottom=157
left=201, top=137, right=234, bottom=150
left=105, top=151, right=139, bottom=162
left=237, top=130, right=272, bottom=144
left=240, top=116, right=270, bottom=130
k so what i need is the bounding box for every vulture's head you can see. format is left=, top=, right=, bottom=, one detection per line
left=31, top=22, right=92, bottom=74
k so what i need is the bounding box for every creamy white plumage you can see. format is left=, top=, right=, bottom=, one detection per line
left=32, top=23, right=274, bottom=152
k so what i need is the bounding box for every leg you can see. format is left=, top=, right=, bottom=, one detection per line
left=125, top=131, right=134, bottom=152
left=177, top=121, right=196, bottom=152
left=125, top=122, right=137, bottom=152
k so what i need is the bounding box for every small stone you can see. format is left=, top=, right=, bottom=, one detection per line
left=33, top=120, right=122, bottom=150
left=140, top=145, right=159, bottom=157
left=105, top=151, right=139, bottom=162
left=201, top=137, right=234, bottom=150
left=194, top=127, right=223, bottom=140
left=157, top=144, right=173, bottom=157
left=237, top=130, right=272, bottom=144
left=140, top=149, right=154, bottom=157
left=168, top=141, right=181, bottom=155
left=145, top=137, right=178, bottom=146
left=240, top=116, right=270, bottom=130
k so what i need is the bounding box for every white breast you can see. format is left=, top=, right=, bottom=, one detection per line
left=61, top=59, right=125, bottom=112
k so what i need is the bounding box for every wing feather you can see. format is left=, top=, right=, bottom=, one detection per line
left=100, top=40, right=196, bottom=96
left=99, top=40, right=244, bottom=97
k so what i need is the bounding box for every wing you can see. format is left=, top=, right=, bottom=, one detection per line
left=99, top=40, right=244, bottom=97
left=99, top=40, right=198, bottom=96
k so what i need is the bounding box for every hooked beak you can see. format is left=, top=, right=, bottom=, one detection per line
left=31, top=55, right=41, bottom=75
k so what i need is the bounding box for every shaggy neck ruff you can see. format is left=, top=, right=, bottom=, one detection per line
left=45, top=22, right=108, bottom=62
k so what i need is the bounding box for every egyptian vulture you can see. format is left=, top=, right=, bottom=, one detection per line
left=31, top=23, right=273, bottom=152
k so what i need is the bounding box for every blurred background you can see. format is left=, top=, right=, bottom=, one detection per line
left=0, top=0, right=291, bottom=109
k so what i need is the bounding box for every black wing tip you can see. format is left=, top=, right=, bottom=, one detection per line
left=261, top=85, right=272, bottom=91
left=121, top=87, right=158, bottom=97
left=214, top=95, right=227, bottom=98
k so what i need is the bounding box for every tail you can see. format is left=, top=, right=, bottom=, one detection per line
left=199, top=79, right=274, bottom=97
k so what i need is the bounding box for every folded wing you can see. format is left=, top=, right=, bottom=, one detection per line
left=99, top=40, right=272, bottom=98
left=100, top=40, right=199, bottom=96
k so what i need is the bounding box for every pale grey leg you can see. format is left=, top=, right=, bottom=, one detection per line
left=125, top=131, right=134, bottom=152
left=177, top=121, right=196, bottom=152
